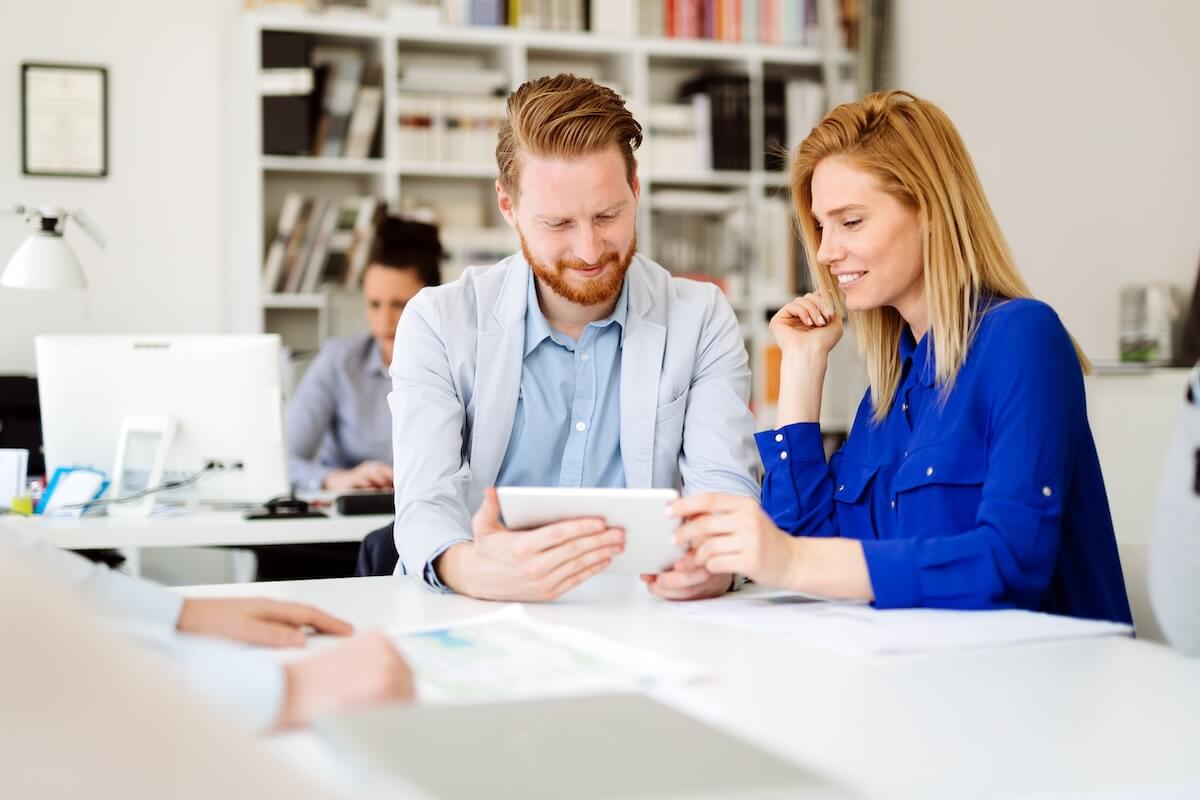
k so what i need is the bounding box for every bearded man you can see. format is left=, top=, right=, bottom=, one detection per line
left=388, top=74, right=760, bottom=602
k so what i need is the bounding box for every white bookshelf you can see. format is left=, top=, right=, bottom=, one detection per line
left=224, top=1, right=867, bottom=424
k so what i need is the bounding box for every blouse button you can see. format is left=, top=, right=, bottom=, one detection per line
left=925, top=466, right=934, bottom=477
left=780, top=451, right=788, bottom=460
left=775, top=433, right=784, bottom=443
left=1042, top=486, right=1053, bottom=497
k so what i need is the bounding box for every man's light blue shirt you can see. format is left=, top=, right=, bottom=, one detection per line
left=496, top=270, right=628, bottom=491
left=422, top=271, right=628, bottom=588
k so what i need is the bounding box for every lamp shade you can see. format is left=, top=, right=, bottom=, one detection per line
left=1, top=231, right=87, bottom=290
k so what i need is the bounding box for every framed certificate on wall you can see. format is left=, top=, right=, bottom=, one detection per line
left=21, top=63, right=109, bottom=178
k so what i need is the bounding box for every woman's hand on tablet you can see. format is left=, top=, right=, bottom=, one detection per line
left=436, top=488, right=626, bottom=601
left=667, top=494, right=802, bottom=590
left=640, top=551, right=734, bottom=601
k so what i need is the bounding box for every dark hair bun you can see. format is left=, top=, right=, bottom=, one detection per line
left=370, top=215, right=444, bottom=287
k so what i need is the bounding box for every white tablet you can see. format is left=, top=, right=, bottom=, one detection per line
left=496, top=487, right=684, bottom=575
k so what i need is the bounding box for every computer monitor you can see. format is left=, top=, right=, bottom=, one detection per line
left=35, top=335, right=289, bottom=507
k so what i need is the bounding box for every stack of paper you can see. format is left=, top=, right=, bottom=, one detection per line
left=0, top=449, right=28, bottom=509
left=672, top=591, right=1133, bottom=657
left=389, top=606, right=704, bottom=703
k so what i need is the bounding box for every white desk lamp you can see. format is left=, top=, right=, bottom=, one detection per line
left=2, top=205, right=105, bottom=290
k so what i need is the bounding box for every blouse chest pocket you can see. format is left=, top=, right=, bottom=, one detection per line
left=892, top=441, right=987, bottom=535
left=832, top=461, right=880, bottom=540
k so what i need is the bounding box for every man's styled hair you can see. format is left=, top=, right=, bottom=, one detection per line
left=496, top=73, right=643, bottom=200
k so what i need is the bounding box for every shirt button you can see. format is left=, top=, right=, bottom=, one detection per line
left=890, top=500, right=896, bottom=509
left=838, top=484, right=845, bottom=492
left=925, top=466, right=934, bottom=477
left=780, top=451, right=788, bottom=460
left=580, top=352, right=591, bottom=362
left=1042, top=486, right=1053, bottom=497
left=902, top=403, right=909, bottom=412
left=575, top=421, right=587, bottom=432
left=775, top=433, right=784, bottom=443
left=903, top=450, right=908, bottom=458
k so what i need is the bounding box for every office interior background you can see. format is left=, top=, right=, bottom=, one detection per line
left=1, top=1, right=1198, bottom=595
left=5, top=2, right=1200, bottom=798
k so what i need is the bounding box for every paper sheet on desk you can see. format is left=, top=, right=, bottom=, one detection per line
left=389, top=605, right=704, bottom=703
left=671, top=591, right=1133, bottom=656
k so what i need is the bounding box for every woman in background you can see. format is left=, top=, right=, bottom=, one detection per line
left=671, top=91, right=1131, bottom=624
left=257, top=216, right=441, bottom=581
left=286, top=216, right=442, bottom=492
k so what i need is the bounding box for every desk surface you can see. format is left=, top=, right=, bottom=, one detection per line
left=9, top=509, right=392, bottom=550
left=186, top=574, right=1200, bottom=800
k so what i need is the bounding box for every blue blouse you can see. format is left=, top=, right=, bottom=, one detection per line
left=755, top=298, right=1132, bottom=624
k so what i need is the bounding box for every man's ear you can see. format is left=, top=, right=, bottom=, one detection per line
left=631, top=160, right=640, bottom=203
left=496, top=179, right=517, bottom=228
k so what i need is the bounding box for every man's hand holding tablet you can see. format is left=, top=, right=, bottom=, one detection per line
left=437, top=487, right=733, bottom=602
left=434, top=487, right=627, bottom=602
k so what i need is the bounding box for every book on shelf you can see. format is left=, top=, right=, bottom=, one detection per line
left=261, top=192, right=306, bottom=293
left=344, top=197, right=384, bottom=288
left=261, top=31, right=316, bottom=156
left=264, top=195, right=384, bottom=293
left=395, top=93, right=506, bottom=166
left=390, top=0, right=853, bottom=44
left=650, top=189, right=750, bottom=301
left=260, top=31, right=387, bottom=160
left=678, top=74, right=751, bottom=172
left=312, top=46, right=366, bottom=158
left=344, top=63, right=383, bottom=159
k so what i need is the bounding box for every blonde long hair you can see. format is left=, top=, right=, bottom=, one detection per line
left=790, top=90, right=1090, bottom=424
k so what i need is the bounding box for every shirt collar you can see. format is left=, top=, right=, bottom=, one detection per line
left=523, top=269, right=629, bottom=356
left=365, top=338, right=389, bottom=378
left=899, top=327, right=936, bottom=388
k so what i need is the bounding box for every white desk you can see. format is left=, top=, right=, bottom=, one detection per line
left=186, top=575, right=1200, bottom=800
left=8, top=510, right=391, bottom=576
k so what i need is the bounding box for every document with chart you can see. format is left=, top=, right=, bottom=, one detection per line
left=390, top=606, right=703, bottom=703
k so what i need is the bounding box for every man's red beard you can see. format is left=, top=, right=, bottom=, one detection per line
left=519, top=229, right=637, bottom=307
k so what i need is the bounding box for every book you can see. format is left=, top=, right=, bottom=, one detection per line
left=470, top=0, right=506, bottom=26
left=763, top=77, right=787, bottom=170
left=261, top=31, right=315, bottom=155
left=344, top=63, right=383, bottom=159
left=262, top=192, right=305, bottom=293
left=344, top=197, right=383, bottom=289
left=300, top=201, right=341, bottom=294
left=277, top=197, right=315, bottom=293
left=285, top=197, right=329, bottom=292
left=312, top=46, right=365, bottom=157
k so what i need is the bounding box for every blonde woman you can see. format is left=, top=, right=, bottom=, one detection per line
left=672, top=91, right=1132, bottom=623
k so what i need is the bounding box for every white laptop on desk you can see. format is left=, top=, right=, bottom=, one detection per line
left=317, top=693, right=853, bottom=799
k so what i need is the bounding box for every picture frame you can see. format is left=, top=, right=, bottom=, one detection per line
left=21, top=62, right=109, bottom=178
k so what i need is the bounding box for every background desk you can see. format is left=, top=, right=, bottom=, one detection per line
left=186, top=574, right=1200, bottom=800
left=9, top=511, right=392, bottom=577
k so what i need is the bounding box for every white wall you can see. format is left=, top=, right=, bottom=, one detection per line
left=888, top=0, right=1200, bottom=361
left=0, top=0, right=241, bottom=373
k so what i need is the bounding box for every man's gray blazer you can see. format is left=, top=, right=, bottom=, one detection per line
left=388, top=252, right=762, bottom=589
